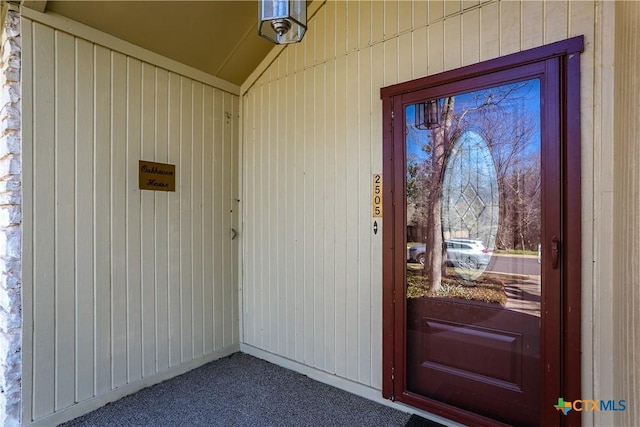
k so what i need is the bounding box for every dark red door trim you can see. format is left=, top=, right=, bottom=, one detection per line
left=380, top=36, right=583, bottom=427
left=562, top=43, right=583, bottom=427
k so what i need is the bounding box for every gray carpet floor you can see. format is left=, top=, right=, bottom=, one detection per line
left=60, top=352, right=440, bottom=427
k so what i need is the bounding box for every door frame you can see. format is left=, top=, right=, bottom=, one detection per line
left=380, top=36, right=583, bottom=426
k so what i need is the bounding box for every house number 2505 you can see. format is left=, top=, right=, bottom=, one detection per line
left=372, top=174, right=382, bottom=218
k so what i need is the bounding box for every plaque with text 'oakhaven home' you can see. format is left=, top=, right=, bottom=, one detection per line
left=139, top=160, right=176, bottom=191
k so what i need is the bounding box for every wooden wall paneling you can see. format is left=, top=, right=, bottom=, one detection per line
left=462, top=8, right=480, bottom=66
left=109, top=50, right=128, bottom=389
left=325, top=1, right=336, bottom=61
left=569, top=0, right=595, bottom=38
left=480, top=1, right=500, bottom=61
left=427, top=21, right=444, bottom=76
left=264, top=72, right=278, bottom=354
left=521, top=1, right=543, bottom=50
left=313, top=62, right=326, bottom=370
left=24, top=16, right=241, bottom=423
left=323, top=60, right=337, bottom=374
left=258, top=79, right=269, bottom=352
left=359, top=0, right=372, bottom=49
left=444, top=15, right=462, bottom=71
left=276, top=48, right=286, bottom=82
left=202, top=86, right=214, bottom=355
left=213, top=88, right=225, bottom=352
left=22, top=18, right=34, bottom=422
left=613, top=3, right=627, bottom=420
left=126, top=57, right=143, bottom=381
left=273, top=75, right=283, bottom=357
left=241, top=91, right=254, bottom=348
left=303, top=64, right=315, bottom=365
left=614, top=7, right=640, bottom=424
left=266, top=72, right=278, bottom=354
left=191, top=81, right=205, bottom=359
left=370, top=46, right=384, bottom=191
left=154, top=67, right=170, bottom=371
left=231, top=95, right=240, bottom=346
left=384, top=0, right=399, bottom=40
left=315, top=5, right=326, bottom=65
left=587, top=2, right=611, bottom=423
left=249, top=84, right=267, bottom=352
left=275, top=73, right=287, bottom=356
left=347, top=1, right=359, bottom=52
left=74, top=36, right=95, bottom=403
left=141, top=63, right=157, bottom=376
left=249, top=86, right=260, bottom=352
left=179, top=76, right=193, bottom=362
left=371, top=1, right=384, bottom=45
left=335, top=1, right=347, bottom=56
left=167, top=72, right=182, bottom=367
left=445, top=0, right=462, bottom=17
left=413, top=26, right=428, bottom=80
left=398, top=31, right=412, bottom=83
left=285, top=50, right=298, bottom=360
left=305, top=19, right=316, bottom=70
left=54, top=30, right=76, bottom=411
left=282, top=71, right=294, bottom=360
left=333, top=53, right=348, bottom=378
left=398, top=0, right=412, bottom=34
left=344, top=51, right=359, bottom=381
left=463, top=0, right=480, bottom=11
left=264, top=79, right=274, bottom=352
left=239, top=92, right=248, bottom=346
left=500, top=0, right=521, bottom=56
left=414, top=0, right=428, bottom=28
left=429, top=0, right=444, bottom=24
left=370, top=40, right=385, bottom=390
left=32, top=22, right=58, bottom=415
left=544, top=0, right=569, bottom=44
left=249, top=85, right=264, bottom=352
left=357, top=46, right=373, bottom=387
left=384, top=37, right=399, bottom=87
left=291, top=41, right=304, bottom=75
left=293, top=69, right=305, bottom=363
left=93, top=43, right=113, bottom=396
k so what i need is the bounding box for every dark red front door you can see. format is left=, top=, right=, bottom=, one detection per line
left=381, top=37, right=583, bottom=427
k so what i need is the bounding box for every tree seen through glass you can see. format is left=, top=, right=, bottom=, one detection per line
left=406, top=79, right=541, bottom=297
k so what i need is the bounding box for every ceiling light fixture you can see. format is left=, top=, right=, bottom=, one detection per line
left=258, top=0, right=307, bottom=44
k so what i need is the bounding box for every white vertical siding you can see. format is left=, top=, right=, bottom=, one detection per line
left=614, top=2, right=640, bottom=426
left=241, top=0, right=603, bottom=400
left=22, top=17, right=240, bottom=425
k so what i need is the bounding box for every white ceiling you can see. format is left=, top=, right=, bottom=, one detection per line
left=26, top=1, right=280, bottom=86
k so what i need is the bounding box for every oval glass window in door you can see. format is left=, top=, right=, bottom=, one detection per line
left=442, top=129, right=499, bottom=280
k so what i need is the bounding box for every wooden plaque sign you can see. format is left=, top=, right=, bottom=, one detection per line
left=139, top=160, right=176, bottom=191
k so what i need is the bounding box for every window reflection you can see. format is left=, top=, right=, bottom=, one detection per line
left=405, top=79, right=541, bottom=310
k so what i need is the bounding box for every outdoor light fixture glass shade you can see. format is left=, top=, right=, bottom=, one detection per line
left=259, top=0, right=307, bottom=44
left=415, top=99, right=441, bottom=130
